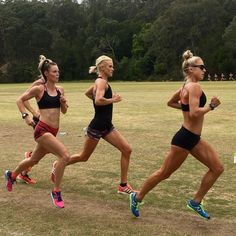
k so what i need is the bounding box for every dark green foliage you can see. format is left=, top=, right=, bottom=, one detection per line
left=0, top=0, right=235, bottom=82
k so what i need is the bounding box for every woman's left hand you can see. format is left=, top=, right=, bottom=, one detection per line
left=60, top=95, right=69, bottom=107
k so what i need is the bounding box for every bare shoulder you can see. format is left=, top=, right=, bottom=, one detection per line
left=187, top=82, right=202, bottom=96
left=95, top=78, right=108, bottom=90
left=56, top=85, right=64, bottom=94
left=186, top=82, right=201, bottom=90
left=95, top=78, right=107, bottom=85
left=31, top=84, right=44, bottom=93
left=31, top=78, right=44, bottom=87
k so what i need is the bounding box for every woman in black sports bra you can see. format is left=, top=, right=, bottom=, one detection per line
left=51, top=55, right=135, bottom=195
left=5, top=57, right=69, bottom=209
left=129, top=50, right=224, bottom=220
left=17, top=55, right=52, bottom=184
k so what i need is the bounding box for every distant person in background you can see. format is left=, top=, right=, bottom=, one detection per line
left=17, top=55, right=51, bottom=185
left=207, top=74, right=212, bottom=81
left=220, top=73, right=225, bottom=81
left=5, top=57, right=69, bottom=208
left=229, top=73, right=234, bottom=81
left=214, top=74, right=218, bottom=81
left=129, top=50, right=224, bottom=219
left=51, top=55, right=135, bottom=194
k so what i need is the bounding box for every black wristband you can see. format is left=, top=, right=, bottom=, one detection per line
left=209, top=103, right=215, bottom=110
left=22, top=112, right=29, bottom=119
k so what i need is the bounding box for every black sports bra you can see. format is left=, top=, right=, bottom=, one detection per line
left=181, top=91, right=206, bottom=111
left=37, top=87, right=61, bottom=109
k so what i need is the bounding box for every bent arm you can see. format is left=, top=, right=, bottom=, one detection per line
left=188, top=85, right=211, bottom=118
left=23, top=78, right=44, bottom=117
left=94, top=80, right=114, bottom=105
left=167, top=89, right=181, bottom=109
left=85, top=85, right=94, bottom=100
left=16, top=86, right=41, bottom=126
left=58, top=87, right=68, bottom=114
left=17, top=87, right=40, bottom=113
left=24, top=100, right=40, bottom=117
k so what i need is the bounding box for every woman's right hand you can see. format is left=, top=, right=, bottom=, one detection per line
left=112, top=94, right=122, bottom=103
left=25, top=116, right=36, bottom=127
left=210, top=96, right=221, bottom=108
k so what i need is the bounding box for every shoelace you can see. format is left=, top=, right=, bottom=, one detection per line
left=195, top=204, right=207, bottom=215
left=132, top=195, right=140, bottom=210
left=56, top=192, right=62, bottom=202
left=124, top=187, right=133, bottom=194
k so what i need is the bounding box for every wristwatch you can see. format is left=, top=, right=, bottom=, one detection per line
left=22, top=112, right=29, bottom=119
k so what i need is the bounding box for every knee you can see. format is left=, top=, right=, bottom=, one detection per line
left=75, top=152, right=90, bottom=162
left=80, top=155, right=90, bottom=162
left=160, top=171, right=172, bottom=180
left=214, top=164, right=224, bottom=176
left=30, top=159, right=39, bottom=166
left=122, top=144, right=132, bottom=157
left=155, top=169, right=172, bottom=181
left=62, top=152, right=70, bottom=164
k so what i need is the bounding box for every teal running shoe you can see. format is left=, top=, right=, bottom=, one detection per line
left=130, top=192, right=140, bottom=217
left=187, top=200, right=210, bottom=219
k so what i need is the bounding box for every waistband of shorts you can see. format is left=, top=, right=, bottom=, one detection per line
left=37, top=120, right=59, bottom=132
left=181, top=126, right=200, bottom=138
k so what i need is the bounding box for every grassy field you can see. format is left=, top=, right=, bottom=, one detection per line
left=0, top=81, right=236, bottom=235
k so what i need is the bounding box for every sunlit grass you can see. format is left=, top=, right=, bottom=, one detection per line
left=0, top=81, right=236, bottom=235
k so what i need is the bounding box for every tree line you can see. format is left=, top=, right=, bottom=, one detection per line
left=0, top=0, right=235, bottom=83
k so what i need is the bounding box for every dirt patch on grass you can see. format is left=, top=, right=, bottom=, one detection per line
left=0, top=184, right=235, bottom=236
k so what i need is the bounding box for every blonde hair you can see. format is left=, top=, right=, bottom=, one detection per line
left=89, top=55, right=113, bottom=74
left=182, top=50, right=201, bottom=77
left=37, top=55, right=56, bottom=82
left=38, top=55, right=52, bottom=71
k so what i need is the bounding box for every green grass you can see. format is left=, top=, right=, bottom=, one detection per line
left=0, top=81, right=236, bottom=235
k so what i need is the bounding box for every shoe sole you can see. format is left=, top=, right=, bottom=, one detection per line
left=187, top=204, right=210, bottom=219
left=117, top=190, right=131, bottom=195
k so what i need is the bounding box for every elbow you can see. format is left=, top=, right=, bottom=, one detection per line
left=16, top=97, right=22, bottom=107
left=95, top=98, right=103, bottom=105
left=95, top=101, right=101, bottom=106
left=167, top=101, right=172, bottom=107
left=61, top=110, right=67, bottom=114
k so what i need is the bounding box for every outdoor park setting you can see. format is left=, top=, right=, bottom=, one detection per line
left=0, top=81, right=236, bottom=235
left=0, top=0, right=236, bottom=235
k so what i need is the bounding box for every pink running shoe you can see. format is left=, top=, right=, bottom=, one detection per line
left=117, top=183, right=136, bottom=195
left=17, top=173, right=36, bottom=184
left=51, top=161, right=57, bottom=183
left=5, top=170, right=15, bottom=192
left=51, top=191, right=64, bottom=208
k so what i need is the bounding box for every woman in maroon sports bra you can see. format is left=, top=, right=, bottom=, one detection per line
left=5, top=57, right=69, bottom=209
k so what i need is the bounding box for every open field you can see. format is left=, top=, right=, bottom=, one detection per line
left=0, top=81, right=236, bottom=235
